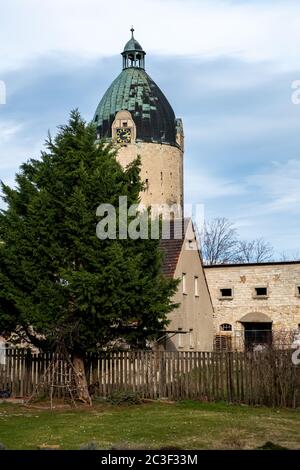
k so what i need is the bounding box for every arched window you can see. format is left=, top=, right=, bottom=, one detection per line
left=220, top=323, right=232, bottom=332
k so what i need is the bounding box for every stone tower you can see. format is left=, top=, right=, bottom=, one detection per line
left=93, top=28, right=184, bottom=216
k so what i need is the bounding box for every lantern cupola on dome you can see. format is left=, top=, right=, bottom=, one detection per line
left=122, top=27, right=146, bottom=70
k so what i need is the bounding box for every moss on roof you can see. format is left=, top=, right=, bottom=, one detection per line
left=93, top=68, right=177, bottom=146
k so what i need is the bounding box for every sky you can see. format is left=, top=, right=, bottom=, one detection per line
left=0, top=0, right=300, bottom=257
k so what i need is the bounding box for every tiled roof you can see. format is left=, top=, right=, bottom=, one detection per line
left=93, top=67, right=177, bottom=146
left=123, top=37, right=144, bottom=52
left=161, top=238, right=183, bottom=278
left=160, top=219, right=189, bottom=278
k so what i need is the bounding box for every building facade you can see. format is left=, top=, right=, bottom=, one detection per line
left=93, top=30, right=214, bottom=351
left=93, top=28, right=184, bottom=214
left=161, top=219, right=214, bottom=351
left=205, top=262, right=300, bottom=351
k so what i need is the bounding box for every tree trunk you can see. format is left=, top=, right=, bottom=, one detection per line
left=72, top=353, right=92, bottom=405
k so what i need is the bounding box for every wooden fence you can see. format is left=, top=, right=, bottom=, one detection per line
left=0, top=349, right=299, bottom=407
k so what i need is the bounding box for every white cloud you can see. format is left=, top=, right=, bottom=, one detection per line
left=0, top=121, right=23, bottom=143
left=1, top=0, right=300, bottom=72
left=185, top=169, right=245, bottom=201
left=247, top=159, right=300, bottom=215
left=186, top=116, right=300, bottom=144
left=0, top=120, right=42, bottom=174
left=188, top=159, right=300, bottom=253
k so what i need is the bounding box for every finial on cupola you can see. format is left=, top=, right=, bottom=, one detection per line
left=122, top=27, right=146, bottom=70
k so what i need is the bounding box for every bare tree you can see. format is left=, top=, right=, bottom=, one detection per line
left=279, top=250, right=300, bottom=262
left=236, top=238, right=274, bottom=263
left=201, top=218, right=239, bottom=265
left=200, top=218, right=275, bottom=265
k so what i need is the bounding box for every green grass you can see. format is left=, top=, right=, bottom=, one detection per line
left=0, top=400, right=300, bottom=450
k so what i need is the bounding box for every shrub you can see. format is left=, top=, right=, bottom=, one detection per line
left=79, top=441, right=99, bottom=450
left=257, top=441, right=289, bottom=450
left=106, top=390, right=142, bottom=406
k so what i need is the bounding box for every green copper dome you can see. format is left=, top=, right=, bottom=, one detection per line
left=93, top=29, right=177, bottom=146
left=123, top=27, right=145, bottom=54
left=123, top=37, right=143, bottom=52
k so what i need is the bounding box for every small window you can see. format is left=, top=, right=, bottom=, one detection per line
left=145, top=178, right=149, bottom=192
left=95, top=114, right=99, bottom=122
left=122, top=121, right=128, bottom=127
left=296, top=286, right=300, bottom=297
left=220, top=323, right=232, bottom=332
left=182, top=273, right=187, bottom=294
left=194, top=276, right=199, bottom=297
left=214, top=335, right=232, bottom=352
left=219, top=288, right=233, bottom=299
left=188, top=239, right=196, bottom=250
left=254, top=287, right=268, bottom=297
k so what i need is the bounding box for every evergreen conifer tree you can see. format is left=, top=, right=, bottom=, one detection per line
left=0, top=110, right=179, bottom=402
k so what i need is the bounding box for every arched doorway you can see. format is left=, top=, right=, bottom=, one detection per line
left=239, top=312, right=273, bottom=351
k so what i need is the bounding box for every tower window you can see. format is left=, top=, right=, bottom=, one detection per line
left=219, top=288, right=233, bottom=299
left=296, top=285, right=300, bottom=297
left=253, top=287, right=268, bottom=298
left=122, top=121, right=128, bottom=127
left=95, top=114, right=99, bottom=122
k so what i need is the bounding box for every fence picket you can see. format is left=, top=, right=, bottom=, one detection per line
left=0, top=348, right=299, bottom=408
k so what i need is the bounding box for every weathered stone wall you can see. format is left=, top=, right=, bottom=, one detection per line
left=204, top=263, right=300, bottom=334
left=116, top=141, right=183, bottom=211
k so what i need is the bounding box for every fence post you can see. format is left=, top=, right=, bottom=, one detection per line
left=159, top=352, right=167, bottom=398
left=227, top=351, right=234, bottom=402
left=24, top=349, right=32, bottom=397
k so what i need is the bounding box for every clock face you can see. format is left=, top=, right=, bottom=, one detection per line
left=116, top=127, right=131, bottom=144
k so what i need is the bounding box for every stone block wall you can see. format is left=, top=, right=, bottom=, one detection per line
left=204, top=262, right=300, bottom=335
left=116, top=141, right=183, bottom=212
